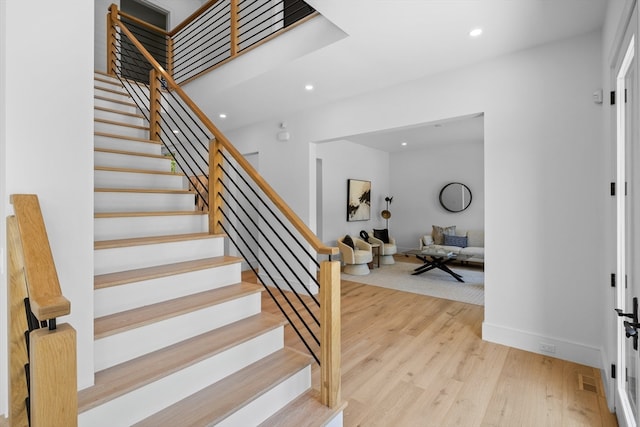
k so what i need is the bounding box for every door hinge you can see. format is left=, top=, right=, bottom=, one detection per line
left=611, top=182, right=616, bottom=196
left=611, top=91, right=616, bottom=105
left=612, top=363, right=617, bottom=379
left=612, top=273, right=616, bottom=288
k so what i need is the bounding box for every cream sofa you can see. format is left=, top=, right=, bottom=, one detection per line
left=419, top=227, right=484, bottom=264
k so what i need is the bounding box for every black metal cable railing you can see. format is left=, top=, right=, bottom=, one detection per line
left=109, top=19, right=325, bottom=363
left=170, top=0, right=315, bottom=84
left=119, top=18, right=168, bottom=84
left=172, top=0, right=231, bottom=83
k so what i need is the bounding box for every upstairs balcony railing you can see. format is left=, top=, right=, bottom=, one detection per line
left=106, top=3, right=340, bottom=409
left=111, top=0, right=316, bottom=85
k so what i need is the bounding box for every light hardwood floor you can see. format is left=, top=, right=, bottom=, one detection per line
left=251, top=268, right=618, bottom=427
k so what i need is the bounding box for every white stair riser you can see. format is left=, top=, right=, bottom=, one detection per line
left=80, top=328, right=284, bottom=427
left=326, top=412, right=344, bottom=427
left=94, top=293, right=262, bottom=371
left=94, top=87, right=132, bottom=104
left=94, top=238, right=225, bottom=275
left=94, top=214, right=208, bottom=240
left=95, top=191, right=195, bottom=213
left=95, top=108, right=147, bottom=127
left=94, top=97, right=138, bottom=115
left=94, top=134, right=161, bottom=156
left=95, top=151, right=171, bottom=171
left=218, top=365, right=311, bottom=427
left=95, top=120, right=149, bottom=139
left=94, top=81, right=122, bottom=92
left=95, top=170, right=185, bottom=190
left=94, top=263, right=241, bottom=317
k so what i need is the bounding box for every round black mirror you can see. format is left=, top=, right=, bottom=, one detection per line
left=439, top=182, right=472, bottom=213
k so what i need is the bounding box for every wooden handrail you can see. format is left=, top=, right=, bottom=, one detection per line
left=118, top=9, right=169, bottom=36
left=8, top=194, right=77, bottom=426
left=10, top=194, right=70, bottom=320
left=168, top=0, right=221, bottom=37
left=114, top=18, right=338, bottom=256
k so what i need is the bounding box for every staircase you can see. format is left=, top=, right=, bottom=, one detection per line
left=78, top=71, right=343, bottom=426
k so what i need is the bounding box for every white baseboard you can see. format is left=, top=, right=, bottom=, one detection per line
left=482, top=321, right=601, bottom=368
left=600, top=346, right=616, bottom=412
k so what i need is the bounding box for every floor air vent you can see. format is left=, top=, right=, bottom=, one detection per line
left=578, top=374, right=598, bottom=394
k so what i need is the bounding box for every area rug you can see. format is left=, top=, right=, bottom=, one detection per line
left=341, top=261, right=485, bottom=306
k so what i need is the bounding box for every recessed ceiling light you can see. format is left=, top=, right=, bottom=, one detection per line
left=219, top=113, right=227, bottom=119
left=305, top=84, right=314, bottom=91
left=469, top=28, right=483, bottom=38
left=401, top=142, right=408, bottom=146
left=173, top=129, right=180, bottom=134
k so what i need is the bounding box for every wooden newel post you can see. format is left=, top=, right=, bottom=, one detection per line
left=30, top=325, right=78, bottom=427
left=167, top=37, right=174, bottom=79
left=230, top=0, right=239, bottom=57
left=320, top=260, right=341, bottom=408
left=107, top=4, right=118, bottom=75
left=149, top=69, right=161, bottom=142
left=209, top=139, right=225, bottom=234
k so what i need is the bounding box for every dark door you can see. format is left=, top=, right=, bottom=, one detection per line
left=120, top=0, right=168, bottom=84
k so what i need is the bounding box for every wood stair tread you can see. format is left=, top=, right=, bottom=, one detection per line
left=94, top=85, right=130, bottom=97
left=259, top=390, right=347, bottom=427
left=94, top=256, right=239, bottom=289
left=94, top=131, right=161, bottom=145
left=95, top=166, right=184, bottom=176
left=95, top=282, right=263, bottom=339
left=78, top=312, right=286, bottom=413
left=94, top=147, right=167, bottom=159
left=95, top=117, right=149, bottom=131
left=94, top=95, right=137, bottom=109
left=94, top=76, right=123, bottom=88
left=95, top=105, right=145, bottom=119
left=95, top=70, right=116, bottom=78
left=95, top=187, right=194, bottom=194
left=95, top=232, right=224, bottom=249
left=133, top=348, right=312, bottom=427
left=94, top=210, right=207, bottom=218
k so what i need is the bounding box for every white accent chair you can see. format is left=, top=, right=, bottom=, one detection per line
left=368, top=230, right=397, bottom=265
left=338, top=235, right=373, bottom=275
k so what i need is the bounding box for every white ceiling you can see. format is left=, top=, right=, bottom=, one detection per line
left=321, top=113, right=485, bottom=153
left=187, top=0, right=608, bottom=150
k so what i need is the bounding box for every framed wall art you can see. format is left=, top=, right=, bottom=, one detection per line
left=347, top=179, right=371, bottom=221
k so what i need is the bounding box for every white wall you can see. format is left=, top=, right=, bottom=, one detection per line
left=94, top=0, right=203, bottom=73
left=229, top=30, right=605, bottom=369
left=316, top=140, right=390, bottom=245
left=1, top=0, right=95, bottom=413
left=390, top=140, right=484, bottom=252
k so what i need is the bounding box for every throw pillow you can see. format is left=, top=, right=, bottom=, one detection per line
left=342, top=235, right=355, bottom=249
left=444, top=234, right=468, bottom=248
left=432, top=225, right=456, bottom=245
left=423, top=234, right=434, bottom=246
left=373, top=228, right=390, bottom=243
